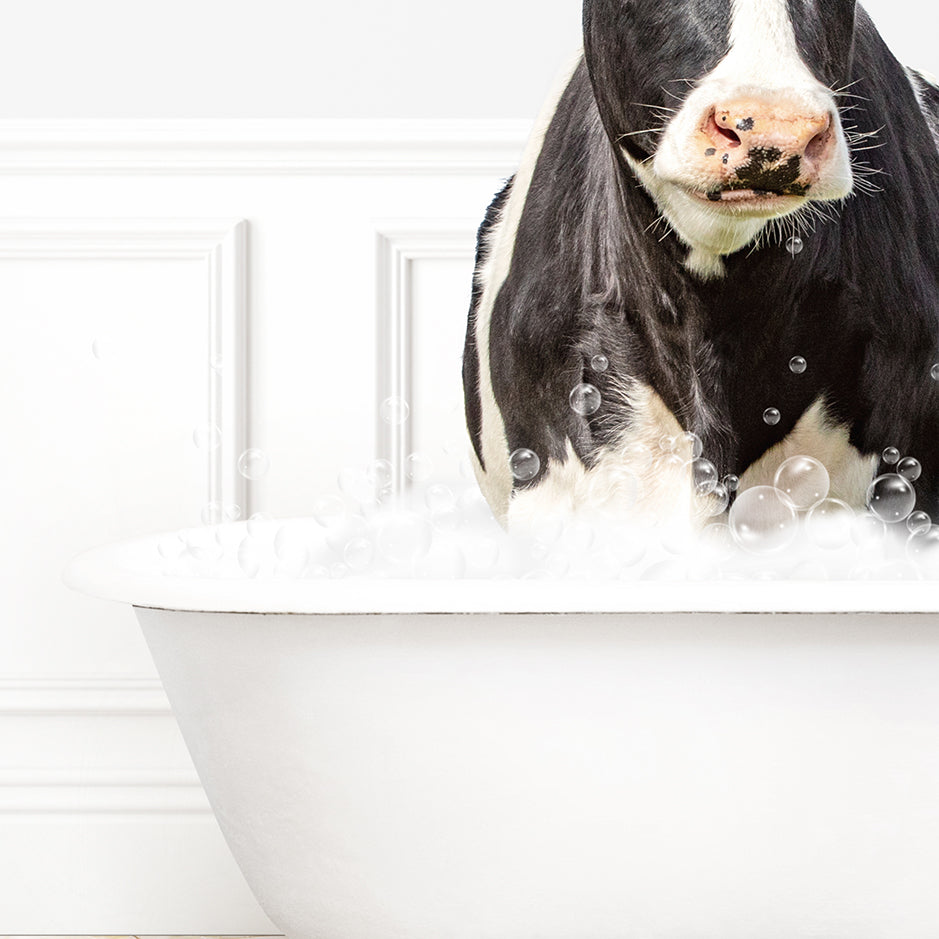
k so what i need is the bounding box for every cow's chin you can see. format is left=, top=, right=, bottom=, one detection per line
left=624, top=152, right=837, bottom=279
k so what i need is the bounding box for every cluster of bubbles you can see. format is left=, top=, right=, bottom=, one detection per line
left=159, top=428, right=939, bottom=583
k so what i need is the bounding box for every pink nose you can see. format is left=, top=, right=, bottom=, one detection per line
left=696, top=98, right=835, bottom=190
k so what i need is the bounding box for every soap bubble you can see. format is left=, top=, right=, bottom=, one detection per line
left=851, top=512, right=885, bottom=548
left=415, top=544, right=467, bottom=579
left=237, top=448, right=270, bottom=480
left=591, top=354, right=609, bottom=372
left=931, top=364, right=939, bottom=381
left=366, top=459, right=394, bottom=490
left=806, top=498, right=854, bottom=549
left=201, top=502, right=241, bottom=525
left=789, top=356, right=807, bottom=374
left=729, top=486, right=798, bottom=553
left=193, top=423, right=221, bottom=450
left=681, top=431, right=704, bottom=460
left=907, top=511, right=932, bottom=535
left=343, top=537, right=375, bottom=572
left=722, top=474, right=739, bottom=492
left=763, top=408, right=781, bottom=426
left=376, top=512, right=433, bottom=563
left=570, top=383, right=601, bottom=416
left=773, top=455, right=829, bottom=511
left=702, top=482, right=730, bottom=516
left=247, top=511, right=273, bottom=536
left=425, top=483, right=456, bottom=513
left=866, top=473, right=916, bottom=523
left=237, top=538, right=262, bottom=577
left=907, top=525, right=939, bottom=575
left=510, top=448, right=540, bottom=482
left=786, top=236, right=804, bottom=255
left=658, top=435, right=677, bottom=453
left=691, top=458, right=719, bottom=496
left=882, top=447, right=900, bottom=465
left=897, top=456, right=922, bottom=482
left=91, top=338, right=106, bottom=360
left=380, top=396, right=410, bottom=425
left=313, top=494, right=346, bottom=528
left=406, top=452, right=434, bottom=482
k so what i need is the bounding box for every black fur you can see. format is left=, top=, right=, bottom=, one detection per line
left=464, top=2, right=939, bottom=516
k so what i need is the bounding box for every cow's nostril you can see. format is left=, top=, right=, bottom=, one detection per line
left=804, top=125, right=831, bottom=163
left=706, top=111, right=743, bottom=149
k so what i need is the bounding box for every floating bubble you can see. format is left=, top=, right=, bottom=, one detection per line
left=193, top=422, right=221, bottom=450
left=703, top=482, right=730, bottom=516
left=414, top=544, right=467, bottom=579
left=366, top=459, right=394, bottom=490
left=882, top=447, right=900, bottom=465
left=729, top=485, right=798, bottom=553
left=931, top=364, right=939, bottom=381
left=806, top=498, right=855, bottom=549
left=907, top=525, right=939, bottom=575
left=788, top=355, right=807, bottom=374
left=691, top=458, right=719, bottom=496
left=406, top=452, right=434, bottom=482
left=380, top=396, right=410, bottom=425
left=570, top=383, right=601, bottom=416
left=201, top=502, right=241, bottom=525
left=907, top=511, right=932, bottom=534
left=376, top=512, right=433, bottom=563
left=91, top=338, right=105, bottom=360
left=786, top=236, right=804, bottom=256
left=509, top=448, right=540, bottom=482
left=763, top=408, right=781, bottom=426
left=425, top=483, right=456, bottom=513
left=343, top=536, right=375, bottom=572
left=851, top=512, right=885, bottom=549
left=237, top=448, right=270, bottom=480
left=681, top=431, right=704, bottom=460
left=722, top=474, right=739, bottom=492
left=236, top=537, right=262, bottom=577
left=312, top=494, right=346, bottom=528
left=774, top=455, right=829, bottom=511
left=658, top=435, right=677, bottom=453
left=590, top=354, right=609, bottom=372
left=897, top=456, right=922, bottom=482
left=866, top=473, right=916, bottom=523
left=247, top=511, right=273, bottom=535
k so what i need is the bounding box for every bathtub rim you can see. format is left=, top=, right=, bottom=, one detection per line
left=63, top=526, right=939, bottom=616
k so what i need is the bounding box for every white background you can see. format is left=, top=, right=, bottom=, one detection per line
left=0, top=0, right=936, bottom=934
left=0, top=0, right=933, bottom=119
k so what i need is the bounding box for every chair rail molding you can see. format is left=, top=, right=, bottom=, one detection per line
left=0, top=118, right=530, bottom=175
left=0, top=217, right=249, bottom=517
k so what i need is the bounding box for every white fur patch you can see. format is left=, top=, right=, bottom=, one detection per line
left=508, top=390, right=874, bottom=534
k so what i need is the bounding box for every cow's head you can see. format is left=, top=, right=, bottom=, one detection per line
left=584, top=0, right=860, bottom=277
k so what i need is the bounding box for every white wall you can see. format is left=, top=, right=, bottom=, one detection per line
left=0, top=0, right=933, bottom=120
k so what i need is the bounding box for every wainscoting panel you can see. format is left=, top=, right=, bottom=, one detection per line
left=0, top=119, right=526, bottom=932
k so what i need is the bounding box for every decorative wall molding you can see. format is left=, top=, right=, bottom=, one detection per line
left=375, top=222, right=476, bottom=494
left=0, top=768, right=209, bottom=815
left=0, top=119, right=530, bottom=175
left=0, top=676, right=169, bottom=715
left=0, top=217, right=249, bottom=516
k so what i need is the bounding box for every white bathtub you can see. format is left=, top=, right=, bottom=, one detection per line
left=65, top=524, right=939, bottom=939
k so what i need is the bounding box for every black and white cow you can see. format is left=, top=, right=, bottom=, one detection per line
left=463, top=0, right=939, bottom=532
